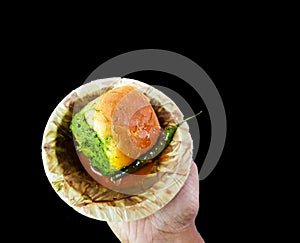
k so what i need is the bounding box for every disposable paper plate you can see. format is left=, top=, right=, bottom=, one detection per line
left=41, top=77, right=193, bottom=222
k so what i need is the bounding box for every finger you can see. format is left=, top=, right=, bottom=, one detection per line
left=181, top=161, right=199, bottom=201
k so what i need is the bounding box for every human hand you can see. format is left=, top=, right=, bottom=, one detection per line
left=107, top=161, right=205, bottom=243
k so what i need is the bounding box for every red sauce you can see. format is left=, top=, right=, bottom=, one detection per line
left=78, top=152, right=157, bottom=194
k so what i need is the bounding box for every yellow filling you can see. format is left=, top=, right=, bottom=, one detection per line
left=92, top=110, right=135, bottom=170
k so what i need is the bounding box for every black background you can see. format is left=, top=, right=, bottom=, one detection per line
left=6, top=19, right=277, bottom=242
left=31, top=47, right=251, bottom=242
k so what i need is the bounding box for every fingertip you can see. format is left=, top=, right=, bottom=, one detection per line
left=185, top=161, right=199, bottom=186
left=190, top=161, right=199, bottom=176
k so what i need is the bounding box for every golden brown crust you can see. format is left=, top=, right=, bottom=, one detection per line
left=41, top=77, right=193, bottom=222
left=94, top=85, right=161, bottom=164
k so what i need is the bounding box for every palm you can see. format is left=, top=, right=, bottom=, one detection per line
left=107, top=162, right=200, bottom=242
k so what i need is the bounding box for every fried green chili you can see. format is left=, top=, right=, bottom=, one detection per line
left=110, top=111, right=203, bottom=181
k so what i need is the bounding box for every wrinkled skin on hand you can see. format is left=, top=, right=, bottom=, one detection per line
left=107, top=162, right=204, bottom=243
